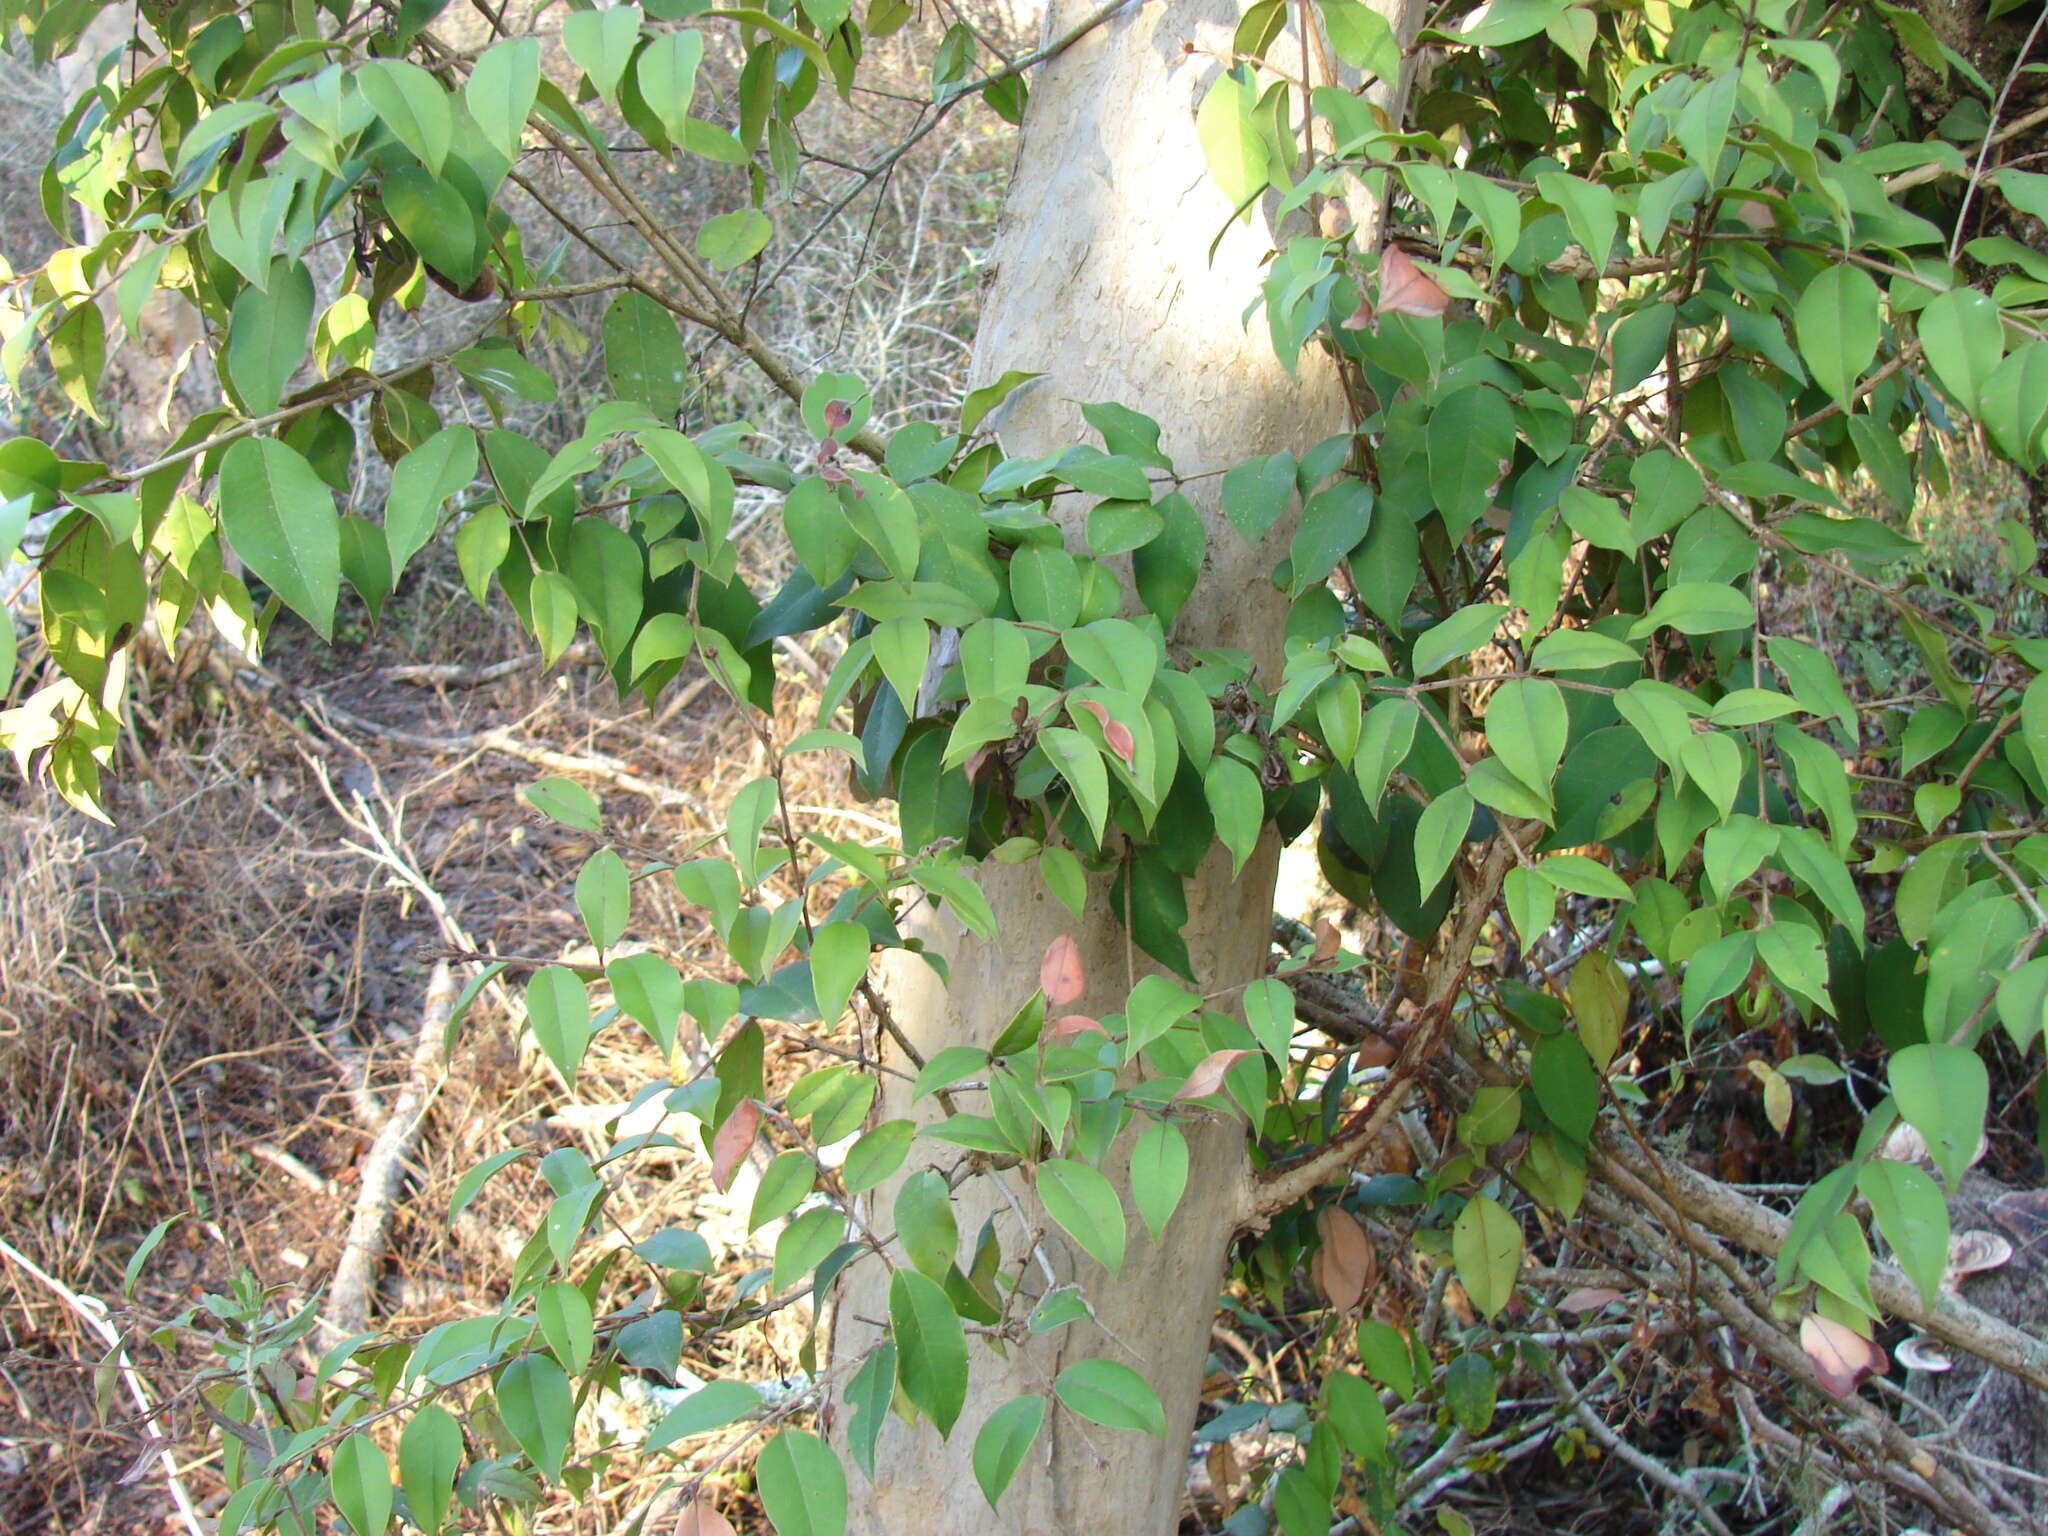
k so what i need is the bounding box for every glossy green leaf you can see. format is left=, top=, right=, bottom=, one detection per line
left=218, top=437, right=340, bottom=641
left=972, top=1395, right=1046, bottom=1508
left=889, top=1268, right=968, bottom=1437
left=1053, top=1358, right=1165, bottom=1436
left=1035, top=1157, right=1125, bottom=1274
left=755, top=1429, right=847, bottom=1536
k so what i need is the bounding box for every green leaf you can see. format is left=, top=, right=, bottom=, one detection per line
left=524, top=776, right=602, bottom=833
left=385, top=426, right=478, bottom=580
left=466, top=36, right=540, bottom=160
left=1427, top=387, right=1514, bottom=533
left=1858, top=1159, right=1950, bottom=1310
left=636, top=26, right=703, bottom=141
left=894, top=1169, right=958, bottom=1277
left=1413, top=786, right=1472, bottom=896
left=1039, top=727, right=1110, bottom=845
left=1036, top=1157, right=1126, bottom=1274
left=218, top=438, right=340, bottom=640
left=1889, top=1042, right=1988, bottom=1190
left=1610, top=302, right=1674, bottom=393
left=537, top=1281, right=594, bottom=1374
left=525, top=965, right=591, bottom=1082
left=226, top=259, right=314, bottom=415
left=1530, top=1033, right=1599, bottom=1144
left=382, top=165, right=483, bottom=287
left=574, top=847, right=631, bottom=950
left=603, top=291, right=687, bottom=417
left=1242, top=976, right=1296, bottom=1066
left=972, top=1395, right=1046, bottom=1508
left=889, top=1268, right=969, bottom=1437
left=1411, top=604, right=1507, bottom=678
left=960, top=369, right=1043, bottom=436
left=357, top=59, right=453, bottom=173
left=496, top=1354, right=573, bottom=1480
left=842, top=1119, right=914, bottom=1194
left=330, top=1432, right=393, bottom=1536
left=1451, top=1193, right=1522, bottom=1319
left=756, top=1429, right=847, bottom=1536
left=749, top=1150, right=815, bottom=1232
left=1222, top=451, right=1296, bottom=546
left=1628, top=583, right=1754, bottom=638
left=1053, top=1358, right=1166, bottom=1436
left=1197, top=66, right=1266, bottom=218
left=397, top=1406, right=460, bottom=1536
left=645, top=1379, right=761, bottom=1453
left=808, top=920, right=870, bottom=1023
left=698, top=209, right=774, bottom=270
left=1918, top=286, right=2005, bottom=415
left=563, top=5, right=643, bottom=102
left=1996, top=955, right=2048, bottom=1052
left=1130, top=1120, right=1188, bottom=1245
left=1794, top=264, right=1883, bottom=410
left=1203, top=756, right=1264, bottom=876
left=1487, top=678, right=1567, bottom=802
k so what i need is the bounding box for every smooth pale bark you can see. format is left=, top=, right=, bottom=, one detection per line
left=830, top=1, right=1417, bottom=1530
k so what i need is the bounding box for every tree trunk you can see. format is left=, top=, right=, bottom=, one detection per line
left=831, top=2, right=1416, bottom=1529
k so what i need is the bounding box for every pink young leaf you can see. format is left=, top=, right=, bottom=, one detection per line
left=1176, top=1048, right=1254, bottom=1101
left=1378, top=244, right=1450, bottom=319
left=1047, top=1014, right=1108, bottom=1040
left=1338, top=293, right=1376, bottom=330
left=1800, top=1312, right=1886, bottom=1398
left=1041, top=934, right=1085, bottom=1009
left=1074, top=699, right=1137, bottom=766
left=823, top=399, right=852, bottom=433
left=710, top=1099, right=761, bottom=1192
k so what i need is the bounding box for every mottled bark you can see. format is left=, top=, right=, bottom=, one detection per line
left=829, top=1, right=1420, bottom=1529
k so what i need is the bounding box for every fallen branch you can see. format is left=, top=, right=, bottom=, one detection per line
left=1593, top=1131, right=2048, bottom=1396
left=324, top=960, right=456, bottom=1342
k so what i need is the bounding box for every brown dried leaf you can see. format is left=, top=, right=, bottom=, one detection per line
left=1558, top=1286, right=1624, bottom=1314
left=676, top=1501, right=739, bottom=1536
left=1176, top=1049, right=1254, bottom=1101
left=1800, top=1312, right=1887, bottom=1398
left=1312, top=1205, right=1376, bottom=1311
left=1041, top=934, right=1084, bottom=1009
left=1313, top=917, right=1342, bottom=964
left=1378, top=244, right=1450, bottom=319
left=710, top=1098, right=761, bottom=1193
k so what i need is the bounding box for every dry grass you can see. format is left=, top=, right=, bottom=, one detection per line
left=0, top=548, right=876, bottom=1532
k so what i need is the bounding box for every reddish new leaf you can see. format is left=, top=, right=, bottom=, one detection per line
left=1800, top=1312, right=1886, bottom=1398
left=1311, top=1205, right=1376, bottom=1311
left=1041, top=934, right=1085, bottom=1009
left=710, top=1098, right=761, bottom=1192
left=1175, top=1048, right=1253, bottom=1101
left=1338, top=293, right=1376, bottom=330
left=1378, top=244, right=1449, bottom=319
left=1048, top=1014, right=1108, bottom=1040
left=823, top=399, right=852, bottom=433
left=1075, top=699, right=1135, bottom=766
